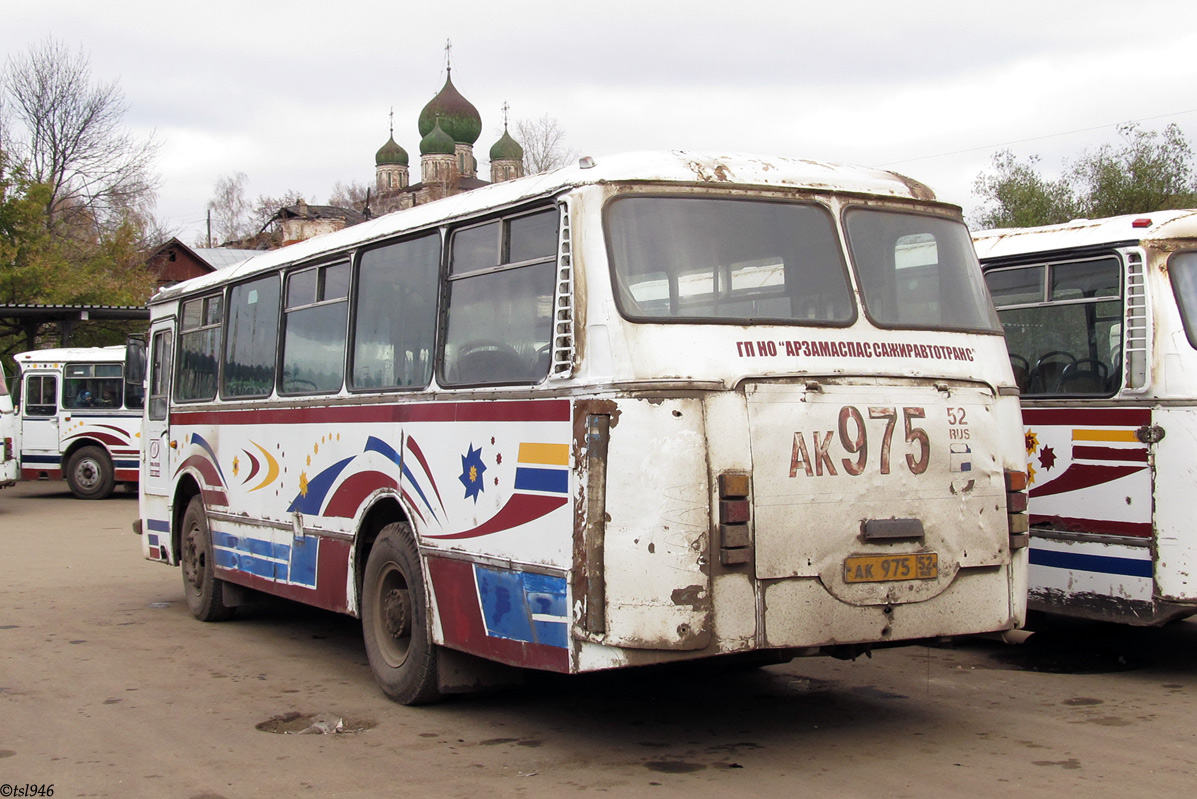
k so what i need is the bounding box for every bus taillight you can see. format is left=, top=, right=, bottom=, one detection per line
left=3, top=437, right=12, bottom=461
left=718, top=472, right=751, bottom=566
left=1005, top=469, right=1029, bottom=549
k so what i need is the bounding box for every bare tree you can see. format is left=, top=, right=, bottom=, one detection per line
left=514, top=114, right=578, bottom=175
left=250, top=189, right=305, bottom=234
left=206, top=171, right=252, bottom=244
left=1, top=38, right=159, bottom=235
left=328, top=180, right=370, bottom=214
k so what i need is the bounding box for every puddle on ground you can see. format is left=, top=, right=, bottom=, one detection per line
left=255, top=711, right=376, bottom=735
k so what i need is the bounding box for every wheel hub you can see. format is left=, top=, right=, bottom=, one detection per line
left=182, top=533, right=203, bottom=588
left=75, top=460, right=98, bottom=488
left=383, top=587, right=411, bottom=640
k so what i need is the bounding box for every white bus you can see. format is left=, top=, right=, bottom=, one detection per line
left=1, top=361, right=16, bottom=489
left=14, top=346, right=144, bottom=499
left=976, top=210, right=1197, bottom=625
left=136, top=151, right=1028, bottom=704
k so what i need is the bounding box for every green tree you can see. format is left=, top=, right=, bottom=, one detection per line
left=972, top=151, right=1079, bottom=229
left=0, top=39, right=159, bottom=362
left=972, top=123, right=1197, bottom=229
left=1073, top=123, right=1197, bottom=218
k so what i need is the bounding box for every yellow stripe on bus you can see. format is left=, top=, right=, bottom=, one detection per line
left=518, top=442, right=569, bottom=465
left=1072, top=429, right=1140, bottom=443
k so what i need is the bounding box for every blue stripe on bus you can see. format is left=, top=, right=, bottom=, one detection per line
left=474, top=566, right=568, bottom=648
left=20, top=455, right=61, bottom=465
left=289, top=536, right=318, bottom=588
left=146, top=518, right=170, bottom=533
left=1029, top=547, right=1153, bottom=579
left=208, top=530, right=318, bottom=589
left=514, top=466, right=568, bottom=494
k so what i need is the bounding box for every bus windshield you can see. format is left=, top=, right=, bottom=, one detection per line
left=606, top=197, right=855, bottom=324
left=845, top=208, right=1001, bottom=333
left=606, top=197, right=1000, bottom=334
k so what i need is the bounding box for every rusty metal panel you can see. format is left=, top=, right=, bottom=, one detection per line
left=599, top=396, right=712, bottom=650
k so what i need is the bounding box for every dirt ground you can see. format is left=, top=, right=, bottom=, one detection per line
left=2, top=478, right=1196, bottom=798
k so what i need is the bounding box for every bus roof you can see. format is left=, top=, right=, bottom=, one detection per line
left=14, top=345, right=126, bottom=369
left=150, top=150, right=941, bottom=305
left=972, top=209, right=1197, bottom=262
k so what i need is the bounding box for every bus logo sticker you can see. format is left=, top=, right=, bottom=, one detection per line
left=459, top=444, right=487, bottom=502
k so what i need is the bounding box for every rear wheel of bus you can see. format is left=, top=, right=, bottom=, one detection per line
left=65, top=445, right=115, bottom=500
left=361, top=522, right=441, bottom=705
left=180, top=496, right=234, bottom=622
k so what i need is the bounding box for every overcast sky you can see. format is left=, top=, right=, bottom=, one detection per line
left=5, top=0, right=1197, bottom=244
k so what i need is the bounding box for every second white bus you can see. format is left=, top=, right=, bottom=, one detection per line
left=15, top=346, right=143, bottom=499
left=977, top=210, right=1197, bottom=625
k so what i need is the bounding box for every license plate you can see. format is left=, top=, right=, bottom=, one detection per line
left=844, top=553, right=938, bottom=584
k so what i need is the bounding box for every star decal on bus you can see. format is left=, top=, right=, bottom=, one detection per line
left=459, top=444, right=487, bottom=502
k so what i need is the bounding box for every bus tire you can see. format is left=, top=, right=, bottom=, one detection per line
left=180, top=496, right=234, bottom=622
left=361, top=522, right=442, bottom=705
left=65, top=446, right=115, bottom=500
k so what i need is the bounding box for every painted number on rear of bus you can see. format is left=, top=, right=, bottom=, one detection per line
left=789, top=406, right=929, bottom=478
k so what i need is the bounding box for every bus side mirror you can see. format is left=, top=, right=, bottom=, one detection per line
left=125, top=336, right=146, bottom=385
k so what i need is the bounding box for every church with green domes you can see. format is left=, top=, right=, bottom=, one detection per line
left=373, top=66, right=525, bottom=215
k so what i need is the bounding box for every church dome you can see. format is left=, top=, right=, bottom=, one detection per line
left=418, top=70, right=482, bottom=145
left=489, top=127, right=524, bottom=162
left=375, top=135, right=409, bottom=166
left=419, top=118, right=457, bottom=155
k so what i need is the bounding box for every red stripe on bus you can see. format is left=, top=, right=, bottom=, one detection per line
left=1031, top=515, right=1152, bottom=538
left=170, top=399, right=571, bottom=427
left=1072, top=445, right=1148, bottom=463
left=1022, top=407, right=1151, bottom=426
left=323, top=471, right=398, bottom=518
left=1030, top=463, right=1146, bottom=498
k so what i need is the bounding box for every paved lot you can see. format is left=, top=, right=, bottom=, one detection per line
left=2, top=478, right=1196, bottom=798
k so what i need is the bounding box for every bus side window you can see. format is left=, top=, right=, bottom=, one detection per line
left=177, top=294, right=223, bottom=402
left=281, top=262, right=349, bottom=394
left=985, top=257, right=1122, bottom=396
left=352, top=233, right=440, bottom=390
left=223, top=275, right=281, bottom=398
left=442, top=209, right=557, bottom=386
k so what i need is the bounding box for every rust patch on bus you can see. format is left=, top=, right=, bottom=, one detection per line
left=671, top=584, right=706, bottom=609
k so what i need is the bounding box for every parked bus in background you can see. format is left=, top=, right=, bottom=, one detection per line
left=136, top=151, right=1028, bottom=704
left=14, top=346, right=144, bottom=499
left=976, top=210, right=1197, bottom=625
left=1, top=361, right=16, bottom=489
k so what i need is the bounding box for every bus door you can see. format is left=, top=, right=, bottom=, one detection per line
left=142, top=325, right=175, bottom=505
left=20, top=370, right=61, bottom=478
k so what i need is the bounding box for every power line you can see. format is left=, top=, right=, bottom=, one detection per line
left=876, top=108, right=1197, bottom=168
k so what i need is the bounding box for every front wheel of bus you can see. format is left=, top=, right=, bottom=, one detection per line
left=180, top=496, right=234, bottom=622
left=361, top=522, right=441, bottom=705
left=66, top=446, right=115, bottom=500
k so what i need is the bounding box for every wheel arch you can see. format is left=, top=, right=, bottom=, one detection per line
left=62, top=437, right=111, bottom=465
left=171, top=474, right=203, bottom=567
left=352, top=493, right=415, bottom=617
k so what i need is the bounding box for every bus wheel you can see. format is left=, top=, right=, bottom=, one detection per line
left=361, top=522, right=442, bottom=705
left=180, top=496, right=234, bottom=622
left=65, top=446, right=115, bottom=500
